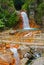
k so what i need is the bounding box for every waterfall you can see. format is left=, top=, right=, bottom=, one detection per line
left=21, top=12, right=30, bottom=29
left=10, top=48, right=20, bottom=65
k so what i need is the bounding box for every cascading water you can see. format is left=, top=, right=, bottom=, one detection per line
left=10, top=48, right=20, bottom=65
left=21, top=12, right=30, bottom=29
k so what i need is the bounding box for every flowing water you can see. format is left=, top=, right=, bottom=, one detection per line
left=21, top=12, right=30, bottom=29
left=10, top=48, right=20, bottom=65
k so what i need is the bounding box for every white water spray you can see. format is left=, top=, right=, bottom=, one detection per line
left=21, top=12, right=30, bottom=29
left=10, top=48, right=20, bottom=65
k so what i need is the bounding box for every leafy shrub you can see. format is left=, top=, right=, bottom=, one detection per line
left=0, top=0, right=18, bottom=28
left=7, top=11, right=19, bottom=27
left=0, top=20, right=5, bottom=30
left=35, top=2, right=44, bottom=25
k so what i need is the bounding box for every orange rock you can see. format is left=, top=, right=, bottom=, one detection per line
left=6, top=44, right=10, bottom=48
left=13, top=44, right=19, bottom=48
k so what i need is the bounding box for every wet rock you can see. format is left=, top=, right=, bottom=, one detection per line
left=31, top=57, right=44, bottom=65
left=9, top=30, right=16, bottom=35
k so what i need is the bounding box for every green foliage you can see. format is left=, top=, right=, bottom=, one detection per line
left=7, top=11, right=19, bottom=27
left=22, top=3, right=28, bottom=10
left=22, top=0, right=35, bottom=10
left=0, top=20, right=5, bottom=30
left=22, top=0, right=28, bottom=10
left=37, top=2, right=44, bottom=16
left=37, top=0, right=43, bottom=5
left=0, top=0, right=19, bottom=29
left=0, top=0, right=44, bottom=29
left=35, top=2, right=44, bottom=24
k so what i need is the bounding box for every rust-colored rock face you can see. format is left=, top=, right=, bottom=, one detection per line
left=18, top=16, right=40, bottom=29
left=0, top=44, right=16, bottom=65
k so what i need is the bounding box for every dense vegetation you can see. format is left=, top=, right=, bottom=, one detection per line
left=0, top=0, right=19, bottom=30
left=0, top=0, right=44, bottom=30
